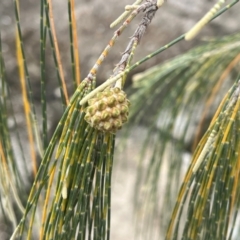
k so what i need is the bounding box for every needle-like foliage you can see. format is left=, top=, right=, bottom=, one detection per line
left=126, top=25, right=240, bottom=240
left=0, top=31, right=25, bottom=232
left=3, top=0, right=163, bottom=239
left=166, top=76, right=240, bottom=240
left=0, top=0, right=240, bottom=240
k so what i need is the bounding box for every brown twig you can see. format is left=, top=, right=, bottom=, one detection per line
left=81, top=0, right=163, bottom=105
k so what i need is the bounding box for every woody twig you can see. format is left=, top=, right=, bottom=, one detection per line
left=80, top=0, right=163, bottom=106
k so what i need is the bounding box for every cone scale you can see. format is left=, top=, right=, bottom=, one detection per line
left=84, top=87, right=130, bottom=133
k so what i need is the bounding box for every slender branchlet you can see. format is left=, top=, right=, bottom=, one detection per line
left=80, top=71, right=128, bottom=106
left=110, top=0, right=144, bottom=28
left=193, top=79, right=240, bottom=173
left=125, top=5, right=140, bottom=11
left=192, top=130, right=217, bottom=173
left=185, top=0, right=226, bottom=41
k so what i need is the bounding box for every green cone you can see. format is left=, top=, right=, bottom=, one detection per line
left=84, top=87, right=130, bottom=133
